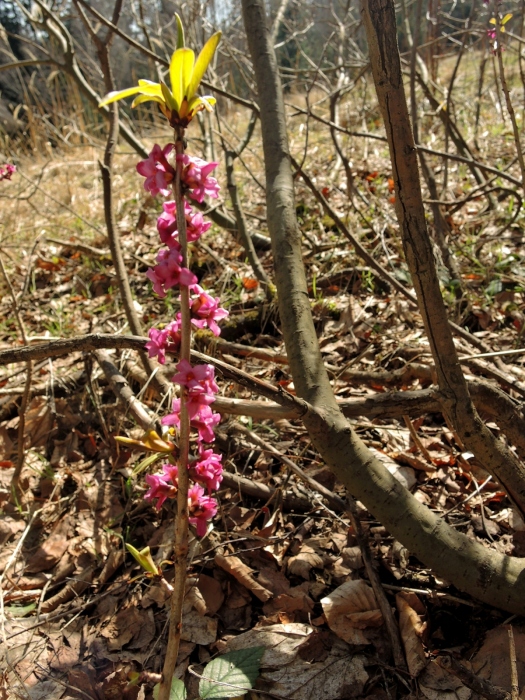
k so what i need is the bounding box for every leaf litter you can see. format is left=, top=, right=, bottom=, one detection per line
left=1, top=103, right=525, bottom=700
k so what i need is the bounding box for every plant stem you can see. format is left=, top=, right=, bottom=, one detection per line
left=0, top=254, right=32, bottom=497
left=494, top=5, right=525, bottom=190
left=158, top=130, right=191, bottom=700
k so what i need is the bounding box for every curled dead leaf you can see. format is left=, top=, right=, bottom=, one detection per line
left=321, top=579, right=383, bottom=645
left=396, top=592, right=428, bottom=677
left=215, top=553, right=273, bottom=602
left=287, top=546, right=324, bottom=579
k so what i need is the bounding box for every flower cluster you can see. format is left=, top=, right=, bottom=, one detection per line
left=144, top=463, right=218, bottom=536
left=486, top=10, right=512, bottom=52
left=162, top=359, right=221, bottom=443
left=138, top=144, right=227, bottom=535
left=0, top=164, right=15, bottom=181
left=177, top=154, right=220, bottom=202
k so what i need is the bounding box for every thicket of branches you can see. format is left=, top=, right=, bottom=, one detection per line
left=2, top=0, right=525, bottom=693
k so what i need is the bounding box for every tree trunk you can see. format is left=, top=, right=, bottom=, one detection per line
left=242, top=0, right=525, bottom=614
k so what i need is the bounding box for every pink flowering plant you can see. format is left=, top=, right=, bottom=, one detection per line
left=99, top=18, right=230, bottom=697
left=0, top=163, right=16, bottom=181
left=134, top=148, right=226, bottom=523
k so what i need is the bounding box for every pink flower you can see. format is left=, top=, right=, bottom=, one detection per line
left=144, top=463, right=179, bottom=509
left=137, top=144, right=175, bottom=197
left=161, top=399, right=220, bottom=442
left=162, top=388, right=216, bottom=426
left=186, top=208, right=212, bottom=241
left=161, top=403, right=181, bottom=430
left=172, top=359, right=218, bottom=394
left=190, top=446, right=223, bottom=492
left=188, top=483, right=218, bottom=536
left=145, top=315, right=182, bottom=364
left=157, top=201, right=212, bottom=246
left=189, top=285, right=229, bottom=336
left=0, top=164, right=16, bottom=181
left=192, top=405, right=221, bottom=442
left=147, top=248, right=198, bottom=297
left=177, top=154, right=220, bottom=203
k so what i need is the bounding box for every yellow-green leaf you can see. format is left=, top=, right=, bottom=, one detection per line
left=489, top=17, right=496, bottom=24
left=133, top=451, right=163, bottom=476
left=170, top=48, right=194, bottom=108
left=99, top=86, right=144, bottom=108
left=181, top=48, right=195, bottom=99
left=175, top=13, right=185, bottom=49
left=187, top=31, right=221, bottom=101
left=99, top=80, right=163, bottom=108
left=502, top=12, right=513, bottom=24
left=131, top=94, right=165, bottom=108
left=126, top=544, right=159, bottom=575
left=138, top=79, right=163, bottom=95
left=187, top=95, right=217, bottom=115
left=160, top=80, right=177, bottom=111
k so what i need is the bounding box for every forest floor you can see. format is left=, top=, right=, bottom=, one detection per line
left=1, top=96, right=525, bottom=700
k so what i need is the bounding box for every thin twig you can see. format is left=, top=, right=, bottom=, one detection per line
left=508, top=626, right=520, bottom=700
left=0, top=253, right=32, bottom=495
left=403, top=415, right=433, bottom=463
left=494, top=9, right=525, bottom=189
left=437, top=655, right=510, bottom=700
left=94, top=349, right=157, bottom=431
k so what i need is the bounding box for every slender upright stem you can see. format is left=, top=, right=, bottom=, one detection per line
left=494, top=5, right=525, bottom=189
left=159, top=130, right=191, bottom=700
left=0, top=254, right=32, bottom=496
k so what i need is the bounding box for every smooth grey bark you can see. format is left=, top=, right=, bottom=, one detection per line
left=242, top=0, right=525, bottom=613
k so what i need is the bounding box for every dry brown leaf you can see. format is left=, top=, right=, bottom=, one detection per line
left=341, top=546, right=364, bottom=569
left=257, top=566, right=291, bottom=597
left=472, top=625, right=525, bottom=692
left=321, top=579, right=383, bottom=645
left=263, top=582, right=315, bottom=621
left=197, top=574, right=225, bottom=614
left=224, top=623, right=369, bottom=699
left=184, top=578, right=208, bottom=616
left=101, top=605, right=155, bottom=651
left=392, top=451, right=436, bottom=473
left=331, top=557, right=354, bottom=583
left=215, top=553, right=273, bottom=602
left=40, top=563, right=95, bottom=613
left=217, top=579, right=252, bottom=631
left=287, top=545, right=324, bottom=579
left=181, top=610, right=218, bottom=645
left=396, top=592, right=428, bottom=677
left=97, top=549, right=125, bottom=585
left=140, top=584, right=170, bottom=609
left=67, top=668, right=98, bottom=699
left=25, top=515, right=72, bottom=574
left=419, top=659, right=471, bottom=700
left=47, top=629, right=81, bottom=670
left=0, top=516, right=25, bottom=547
left=20, top=679, right=65, bottom=700
left=23, top=396, right=55, bottom=448
left=0, top=426, right=14, bottom=463
left=369, top=447, right=417, bottom=489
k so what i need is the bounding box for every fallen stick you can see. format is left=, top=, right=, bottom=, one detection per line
left=2, top=337, right=524, bottom=458
left=94, top=349, right=158, bottom=432
left=436, top=655, right=511, bottom=700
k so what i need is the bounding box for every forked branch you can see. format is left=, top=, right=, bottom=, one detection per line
left=242, top=0, right=525, bottom=615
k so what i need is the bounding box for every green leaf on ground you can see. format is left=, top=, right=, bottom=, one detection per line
left=5, top=602, right=37, bottom=617
left=199, top=647, right=264, bottom=699
left=153, top=677, right=187, bottom=700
